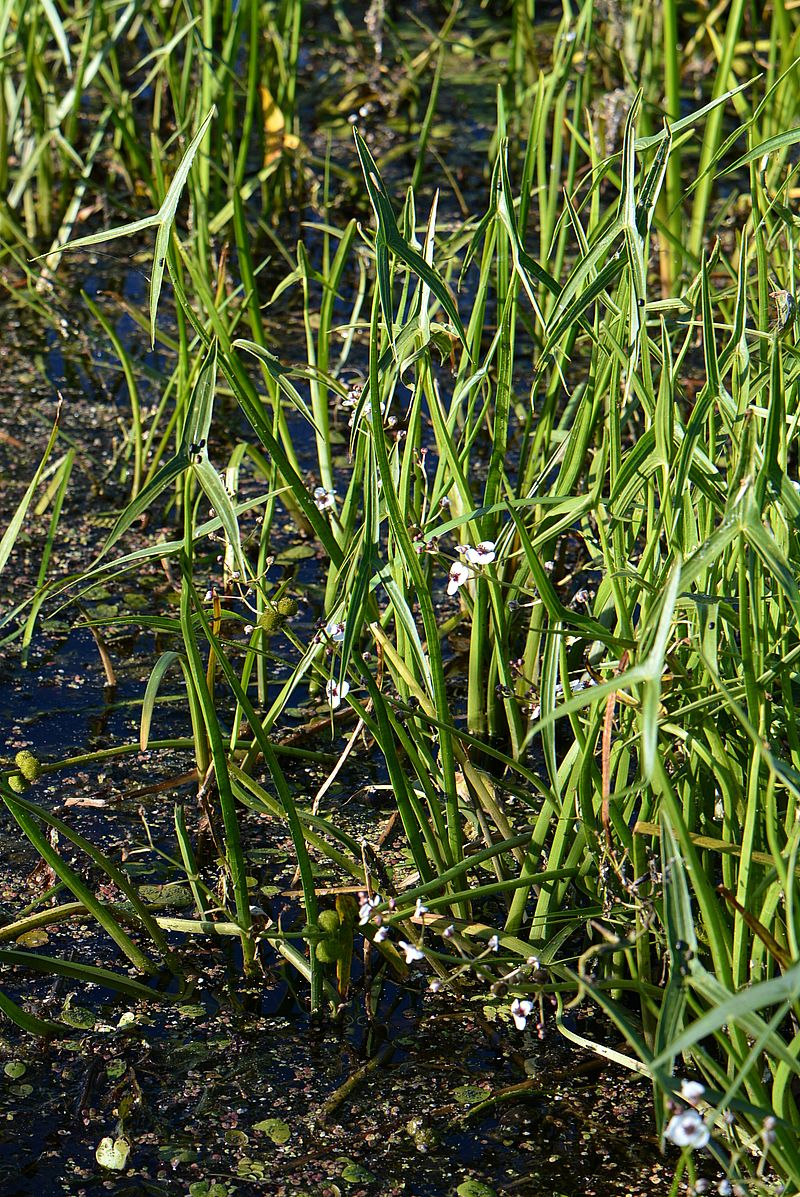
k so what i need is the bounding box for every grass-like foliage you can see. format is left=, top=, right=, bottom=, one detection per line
left=4, top=0, right=800, bottom=1189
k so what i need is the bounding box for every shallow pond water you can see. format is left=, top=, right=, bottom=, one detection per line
left=0, top=257, right=675, bottom=1197
left=0, top=5, right=704, bottom=1193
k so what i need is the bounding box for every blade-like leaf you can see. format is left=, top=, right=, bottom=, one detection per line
left=353, top=128, right=468, bottom=350
left=37, top=107, right=216, bottom=346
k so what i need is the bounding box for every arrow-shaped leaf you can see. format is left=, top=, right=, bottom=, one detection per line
left=353, top=128, right=467, bottom=352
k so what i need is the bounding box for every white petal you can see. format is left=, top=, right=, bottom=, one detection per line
left=510, top=999, right=533, bottom=1031
left=358, top=894, right=381, bottom=924
left=466, top=541, right=496, bottom=565
left=665, top=1110, right=710, bottom=1149
left=680, top=1080, right=706, bottom=1104
left=447, top=563, right=472, bottom=595
left=325, top=678, right=350, bottom=709
left=398, top=940, right=424, bottom=964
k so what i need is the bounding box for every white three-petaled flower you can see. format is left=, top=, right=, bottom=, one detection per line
left=398, top=940, right=425, bottom=964
left=510, top=998, right=534, bottom=1030
left=465, top=541, right=496, bottom=566
left=447, top=562, right=472, bottom=596
left=314, top=486, right=336, bottom=511
left=358, top=894, right=381, bottom=925
left=664, top=1109, right=710, bottom=1150
left=326, top=678, right=350, bottom=709
left=325, top=619, right=346, bottom=642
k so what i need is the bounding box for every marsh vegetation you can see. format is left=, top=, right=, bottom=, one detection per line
left=2, top=1, right=800, bottom=1193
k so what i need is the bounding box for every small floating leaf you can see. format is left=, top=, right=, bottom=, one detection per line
left=341, top=1162, right=376, bottom=1184
left=4, top=1061, right=26, bottom=1079
left=457, top=1183, right=498, bottom=1197
left=189, top=1183, right=230, bottom=1197
left=177, top=1004, right=206, bottom=1020
left=253, top=1118, right=291, bottom=1145
left=15, top=929, right=49, bottom=948
left=61, top=1004, right=96, bottom=1029
left=96, top=1136, right=130, bottom=1171
left=453, top=1084, right=487, bottom=1106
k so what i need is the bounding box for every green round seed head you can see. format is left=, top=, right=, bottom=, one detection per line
left=257, top=608, right=281, bottom=634
left=14, top=751, right=41, bottom=782
left=315, top=938, right=340, bottom=963
left=7, top=774, right=27, bottom=793
left=276, top=597, right=298, bottom=618
left=318, top=910, right=341, bottom=934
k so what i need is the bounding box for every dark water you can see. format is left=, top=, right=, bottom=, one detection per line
left=0, top=8, right=673, bottom=1194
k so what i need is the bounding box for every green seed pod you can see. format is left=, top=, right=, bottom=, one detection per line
left=315, top=937, right=340, bottom=964
left=257, top=608, right=281, bottom=634
left=15, top=751, right=41, bottom=782
left=7, top=774, right=27, bottom=793
left=318, top=910, right=341, bottom=935
left=275, top=596, right=298, bottom=619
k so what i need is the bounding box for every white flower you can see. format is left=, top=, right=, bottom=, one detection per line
left=429, top=979, right=442, bottom=992
left=358, top=894, right=381, bottom=926
left=447, top=562, right=472, bottom=596
left=326, top=678, right=350, bottom=709
left=488, top=934, right=500, bottom=952
left=398, top=940, right=425, bottom=964
left=373, top=925, right=388, bottom=943
left=510, top=998, right=534, bottom=1030
left=442, top=924, right=455, bottom=939
left=665, top=1109, right=710, bottom=1150
left=680, top=1080, right=706, bottom=1105
left=313, top=486, right=336, bottom=511
left=414, top=898, right=429, bottom=918
left=324, top=619, right=346, bottom=642
left=465, top=541, right=496, bottom=566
